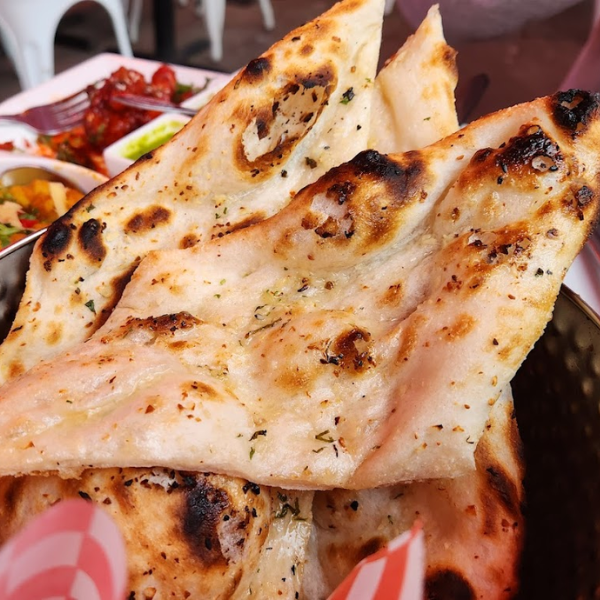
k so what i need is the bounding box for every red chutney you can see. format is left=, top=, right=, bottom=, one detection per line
left=39, top=65, right=195, bottom=176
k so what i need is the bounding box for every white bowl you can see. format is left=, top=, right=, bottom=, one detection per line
left=103, top=112, right=191, bottom=178
left=0, top=151, right=107, bottom=195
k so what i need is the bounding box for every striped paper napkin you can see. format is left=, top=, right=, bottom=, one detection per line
left=328, top=522, right=425, bottom=600
left=0, top=500, right=424, bottom=600
left=0, top=499, right=127, bottom=600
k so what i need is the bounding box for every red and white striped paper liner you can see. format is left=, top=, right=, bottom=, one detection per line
left=0, top=499, right=127, bottom=600
left=328, top=522, right=425, bottom=600
left=0, top=498, right=422, bottom=600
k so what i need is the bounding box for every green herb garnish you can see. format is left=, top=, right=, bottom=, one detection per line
left=340, top=87, right=355, bottom=104
left=315, top=430, right=335, bottom=443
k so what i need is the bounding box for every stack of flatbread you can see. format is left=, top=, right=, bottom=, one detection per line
left=1, top=0, right=599, bottom=598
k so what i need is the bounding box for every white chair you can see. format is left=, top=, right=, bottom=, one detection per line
left=203, top=0, right=275, bottom=62
left=122, top=0, right=144, bottom=44
left=0, top=0, right=133, bottom=90
left=384, top=0, right=395, bottom=15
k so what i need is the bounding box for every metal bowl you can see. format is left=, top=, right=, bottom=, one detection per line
left=0, top=232, right=43, bottom=342
left=514, top=287, right=600, bottom=599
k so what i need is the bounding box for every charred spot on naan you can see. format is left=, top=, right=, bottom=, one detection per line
left=252, top=313, right=375, bottom=394
left=461, top=124, right=565, bottom=193
left=78, top=218, right=107, bottom=264
left=180, top=475, right=231, bottom=567
left=551, top=89, right=600, bottom=136
left=42, top=217, right=108, bottom=271
left=105, top=312, right=202, bottom=344
left=125, top=205, right=172, bottom=235
left=337, top=151, right=428, bottom=248
left=235, top=63, right=336, bottom=179
left=480, top=461, right=522, bottom=537
left=40, top=220, right=73, bottom=271
left=293, top=150, right=429, bottom=252
left=240, top=57, right=272, bottom=83
left=323, top=327, right=375, bottom=371
left=562, top=183, right=597, bottom=222
left=425, top=568, right=476, bottom=600
left=476, top=405, right=524, bottom=536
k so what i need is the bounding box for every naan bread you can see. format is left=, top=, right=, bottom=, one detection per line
left=0, top=90, right=597, bottom=489
left=0, top=0, right=385, bottom=385
left=0, top=469, right=314, bottom=599
left=303, top=387, right=524, bottom=600
left=369, top=4, right=459, bottom=153
left=0, top=12, right=467, bottom=599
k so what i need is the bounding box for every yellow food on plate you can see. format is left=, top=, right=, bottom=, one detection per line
left=0, top=179, right=83, bottom=248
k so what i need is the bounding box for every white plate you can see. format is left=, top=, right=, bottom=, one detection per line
left=0, top=53, right=230, bottom=150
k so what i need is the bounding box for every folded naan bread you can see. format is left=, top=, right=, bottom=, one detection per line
left=0, top=470, right=313, bottom=599
left=0, top=90, right=597, bottom=490
left=303, top=387, right=524, bottom=599
left=0, top=0, right=385, bottom=385
left=369, top=4, right=459, bottom=152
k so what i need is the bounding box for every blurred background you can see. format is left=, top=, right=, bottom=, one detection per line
left=0, top=0, right=593, bottom=120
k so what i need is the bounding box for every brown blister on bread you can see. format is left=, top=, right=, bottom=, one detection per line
left=125, top=206, right=172, bottom=235
left=78, top=219, right=107, bottom=263
left=280, top=149, right=430, bottom=260
left=235, top=68, right=337, bottom=180
left=552, top=89, right=600, bottom=136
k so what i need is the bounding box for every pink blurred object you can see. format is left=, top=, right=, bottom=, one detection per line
left=329, top=522, right=425, bottom=600
left=559, top=0, right=600, bottom=91
left=0, top=499, right=127, bottom=600
left=396, top=0, right=584, bottom=42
